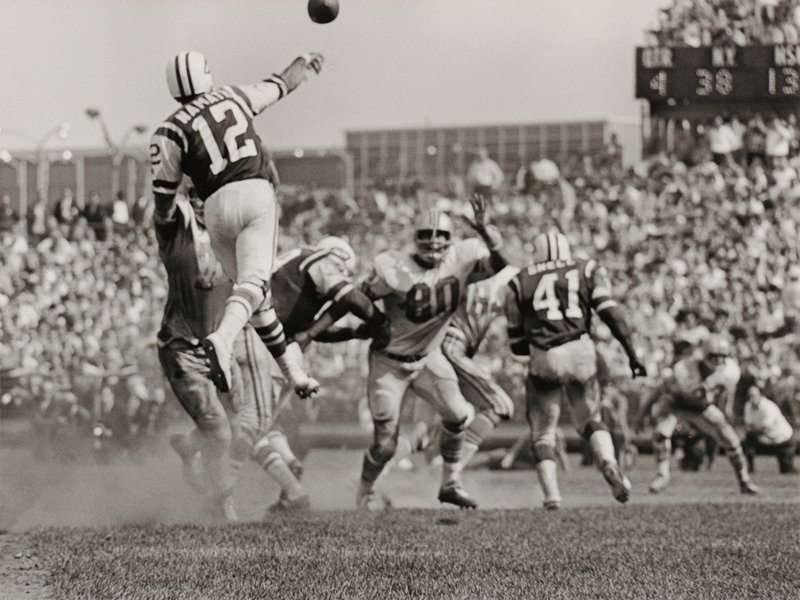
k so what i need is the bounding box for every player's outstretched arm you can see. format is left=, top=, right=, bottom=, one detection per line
left=463, top=193, right=509, bottom=273
left=237, top=53, right=324, bottom=115
left=597, top=305, right=647, bottom=378
left=278, top=52, right=324, bottom=94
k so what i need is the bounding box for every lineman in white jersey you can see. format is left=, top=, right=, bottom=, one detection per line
left=150, top=50, right=322, bottom=402
left=358, top=195, right=509, bottom=509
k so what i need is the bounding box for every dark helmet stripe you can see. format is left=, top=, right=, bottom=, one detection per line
left=184, top=51, right=195, bottom=95
left=173, top=54, right=186, bottom=98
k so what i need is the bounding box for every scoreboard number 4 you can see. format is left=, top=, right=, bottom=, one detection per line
left=532, top=269, right=582, bottom=321
left=649, top=70, right=668, bottom=96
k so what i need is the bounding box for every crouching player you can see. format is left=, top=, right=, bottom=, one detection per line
left=504, top=231, right=646, bottom=510
left=641, top=335, right=759, bottom=495
left=357, top=194, right=509, bottom=510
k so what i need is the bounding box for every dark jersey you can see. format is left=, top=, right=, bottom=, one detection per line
left=271, top=247, right=352, bottom=340
left=151, top=82, right=286, bottom=201
left=155, top=201, right=230, bottom=345
left=507, top=258, right=616, bottom=350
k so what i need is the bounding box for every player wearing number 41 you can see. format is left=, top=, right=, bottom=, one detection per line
left=504, top=231, right=647, bottom=510
left=357, top=194, right=509, bottom=510
left=150, top=50, right=324, bottom=401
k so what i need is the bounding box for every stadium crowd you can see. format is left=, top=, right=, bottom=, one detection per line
left=1, top=111, right=798, bottom=460
left=647, top=0, right=800, bottom=47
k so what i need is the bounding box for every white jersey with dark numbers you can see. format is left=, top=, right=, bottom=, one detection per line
left=364, top=239, right=493, bottom=357
left=449, top=266, right=519, bottom=356
left=150, top=78, right=288, bottom=201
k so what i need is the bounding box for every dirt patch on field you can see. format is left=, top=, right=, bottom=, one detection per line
left=0, top=533, right=53, bottom=600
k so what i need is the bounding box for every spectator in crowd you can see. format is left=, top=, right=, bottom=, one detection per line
left=708, top=116, right=739, bottom=166
left=52, top=188, right=79, bottom=225
left=466, top=147, right=504, bottom=200
left=742, top=382, right=797, bottom=474
left=82, top=192, right=109, bottom=241
left=765, top=115, right=794, bottom=167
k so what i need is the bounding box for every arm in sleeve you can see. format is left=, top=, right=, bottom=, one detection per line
left=362, top=257, right=395, bottom=301
left=235, top=54, right=321, bottom=115
left=504, top=278, right=527, bottom=356
left=149, top=126, right=185, bottom=243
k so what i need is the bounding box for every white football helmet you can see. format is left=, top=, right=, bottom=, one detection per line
left=531, top=231, right=572, bottom=263
left=414, top=209, right=453, bottom=267
left=166, top=51, right=213, bottom=102
left=317, top=236, right=356, bottom=275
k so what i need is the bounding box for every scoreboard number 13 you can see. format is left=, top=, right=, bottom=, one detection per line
left=768, top=67, right=800, bottom=95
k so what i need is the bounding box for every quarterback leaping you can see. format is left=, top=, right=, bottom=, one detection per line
left=357, top=194, right=509, bottom=510
left=150, top=50, right=323, bottom=400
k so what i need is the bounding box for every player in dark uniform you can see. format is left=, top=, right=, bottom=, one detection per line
left=504, top=231, right=646, bottom=510
left=156, top=188, right=272, bottom=521
left=150, top=49, right=323, bottom=398
left=252, top=238, right=389, bottom=511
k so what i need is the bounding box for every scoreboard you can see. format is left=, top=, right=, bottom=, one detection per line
left=635, top=45, right=800, bottom=101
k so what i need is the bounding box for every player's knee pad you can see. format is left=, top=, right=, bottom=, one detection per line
left=464, top=411, right=499, bottom=447
left=252, top=437, right=282, bottom=469
left=229, top=281, right=267, bottom=316
left=369, top=420, right=398, bottom=464
left=581, top=420, right=609, bottom=442
left=531, top=440, right=557, bottom=465
left=441, top=417, right=467, bottom=436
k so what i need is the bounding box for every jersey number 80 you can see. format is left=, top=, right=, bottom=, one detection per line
left=405, top=277, right=460, bottom=323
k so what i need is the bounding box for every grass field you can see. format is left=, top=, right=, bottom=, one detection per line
left=2, top=446, right=799, bottom=599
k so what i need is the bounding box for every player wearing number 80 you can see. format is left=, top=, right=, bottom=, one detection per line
left=504, top=231, right=647, bottom=510
left=357, top=197, right=508, bottom=509
left=150, top=50, right=324, bottom=400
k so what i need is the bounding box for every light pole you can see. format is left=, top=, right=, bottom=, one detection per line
left=34, top=122, right=70, bottom=214
left=86, top=108, right=147, bottom=203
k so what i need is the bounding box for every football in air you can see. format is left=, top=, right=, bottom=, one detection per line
left=308, top=0, right=339, bottom=24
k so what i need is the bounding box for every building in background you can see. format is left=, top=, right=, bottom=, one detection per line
left=345, top=119, right=641, bottom=194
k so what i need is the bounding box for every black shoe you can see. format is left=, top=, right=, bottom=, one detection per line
left=438, top=486, right=478, bottom=509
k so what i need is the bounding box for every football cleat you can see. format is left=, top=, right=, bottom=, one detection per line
left=203, top=494, right=238, bottom=522
left=203, top=332, right=233, bottom=393
left=739, top=479, right=760, bottom=495
left=356, top=487, right=391, bottom=512
left=267, top=494, right=311, bottom=514
left=543, top=500, right=562, bottom=511
left=438, top=485, right=478, bottom=509
left=601, top=460, right=632, bottom=504
left=287, top=458, right=305, bottom=481
left=649, top=473, right=670, bottom=494
left=169, top=433, right=206, bottom=493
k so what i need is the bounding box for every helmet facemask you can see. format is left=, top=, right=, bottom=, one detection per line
left=415, top=228, right=451, bottom=267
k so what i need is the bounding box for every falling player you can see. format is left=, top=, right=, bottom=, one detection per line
left=504, top=231, right=646, bottom=510
left=172, top=236, right=387, bottom=512
left=639, top=335, right=759, bottom=495
left=150, top=50, right=322, bottom=399
left=357, top=194, right=508, bottom=510
left=252, top=237, right=388, bottom=512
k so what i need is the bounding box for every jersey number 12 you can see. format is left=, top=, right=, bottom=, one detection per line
left=192, top=100, right=257, bottom=175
